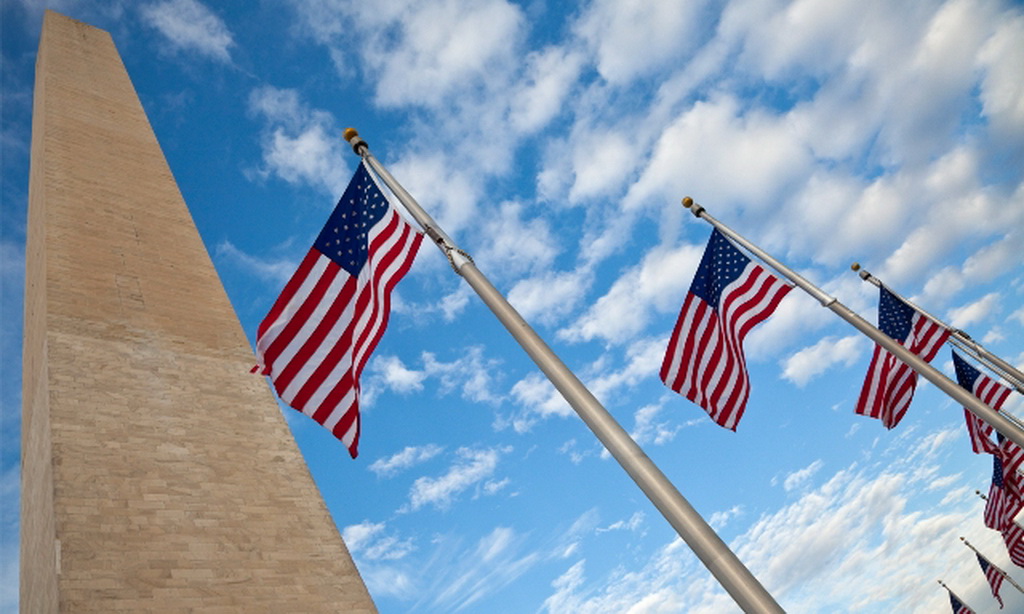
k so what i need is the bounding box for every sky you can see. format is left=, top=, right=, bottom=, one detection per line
left=2, top=0, right=1024, bottom=612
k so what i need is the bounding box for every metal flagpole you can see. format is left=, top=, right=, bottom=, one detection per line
left=961, top=536, right=1024, bottom=594
left=938, top=579, right=978, bottom=613
left=851, top=264, right=1024, bottom=394
left=680, top=197, right=1024, bottom=451
left=342, top=129, right=785, bottom=614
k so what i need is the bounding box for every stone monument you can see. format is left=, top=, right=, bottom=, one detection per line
left=21, top=11, right=375, bottom=612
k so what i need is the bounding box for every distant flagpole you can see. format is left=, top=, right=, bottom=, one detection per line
left=962, top=536, right=1024, bottom=594
left=680, top=197, right=1024, bottom=450
left=851, top=264, right=1024, bottom=394
left=343, top=129, right=785, bottom=614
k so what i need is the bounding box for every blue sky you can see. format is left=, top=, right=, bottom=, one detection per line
left=3, top=0, right=1024, bottom=612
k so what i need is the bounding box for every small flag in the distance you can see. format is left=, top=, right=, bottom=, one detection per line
left=948, top=590, right=975, bottom=614
left=976, top=552, right=1005, bottom=608
left=660, top=229, right=792, bottom=430
left=854, top=286, right=950, bottom=428
left=986, top=455, right=1024, bottom=531
left=954, top=350, right=1012, bottom=455
left=253, top=161, right=422, bottom=458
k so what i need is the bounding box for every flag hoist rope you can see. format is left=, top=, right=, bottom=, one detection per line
left=680, top=197, right=1024, bottom=450
left=343, top=129, right=785, bottom=614
left=850, top=264, right=1024, bottom=394
left=960, top=537, right=1024, bottom=594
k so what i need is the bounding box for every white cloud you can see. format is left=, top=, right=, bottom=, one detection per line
left=508, top=46, right=585, bottom=134
left=560, top=242, right=704, bottom=345
left=920, top=231, right=1023, bottom=307
left=289, top=0, right=527, bottom=111
left=342, top=521, right=415, bottom=561
left=781, top=335, right=866, bottom=387
left=386, top=153, right=479, bottom=236
left=421, top=347, right=504, bottom=404
left=247, top=86, right=351, bottom=196
left=368, top=347, right=504, bottom=408
left=873, top=148, right=1024, bottom=287
left=368, top=444, right=444, bottom=478
left=977, top=12, right=1024, bottom=152
left=567, top=130, right=637, bottom=203
left=574, top=0, right=706, bottom=85
left=708, top=505, right=743, bottom=531
left=363, top=0, right=525, bottom=108
left=506, top=372, right=573, bottom=433
left=1010, top=306, right=1024, bottom=327
left=429, top=526, right=543, bottom=611
left=781, top=459, right=823, bottom=492
left=629, top=401, right=681, bottom=448
left=623, top=96, right=813, bottom=213
left=405, top=446, right=510, bottom=511
left=474, top=201, right=559, bottom=278
left=589, top=336, right=668, bottom=403
left=947, top=292, right=1001, bottom=329
left=370, top=355, right=427, bottom=395
left=507, top=268, right=592, bottom=326
left=597, top=511, right=645, bottom=534
left=214, top=240, right=299, bottom=287
left=139, top=0, right=234, bottom=62
left=540, top=437, right=1001, bottom=613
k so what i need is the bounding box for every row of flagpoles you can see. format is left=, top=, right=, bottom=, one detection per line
left=252, top=129, right=1023, bottom=613
left=939, top=535, right=1024, bottom=613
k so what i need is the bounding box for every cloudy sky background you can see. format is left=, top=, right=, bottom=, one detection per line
left=3, top=0, right=1024, bottom=611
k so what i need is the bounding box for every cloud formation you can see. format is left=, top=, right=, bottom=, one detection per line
left=139, top=0, right=233, bottom=62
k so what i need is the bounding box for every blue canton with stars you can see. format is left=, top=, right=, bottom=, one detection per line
left=877, top=286, right=915, bottom=342
left=952, top=351, right=981, bottom=390
left=993, top=453, right=1006, bottom=489
left=949, top=593, right=967, bottom=613
left=314, top=163, right=389, bottom=277
left=689, top=229, right=752, bottom=307
left=977, top=553, right=992, bottom=573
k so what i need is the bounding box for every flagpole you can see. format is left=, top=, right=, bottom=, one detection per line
left=680, top=197, right=1024, bottom=450
left=851, top=264, right=1024, bottom=394
left=342, top=129, right=785, bottom=614
left=939, top=580, right=978, bottom=613
left=962, top=536, right=1024, bottom=594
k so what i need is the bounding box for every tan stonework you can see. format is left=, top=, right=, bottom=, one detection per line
left=21, top=11, right=376, bottom=612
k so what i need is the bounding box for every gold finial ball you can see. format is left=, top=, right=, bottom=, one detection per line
left=850, top=262, right=861, bottom=271
left=343, top=127, right=359, bottom=142
left=682, top=197, right=694, bottom=209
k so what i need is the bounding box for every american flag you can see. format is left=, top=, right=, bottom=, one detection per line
left=1002, top=522, right=1024, bottom=567
left=976, top=552, right=1005, bottom=608
left=660, top=229, right=792, bottom=430
left=254, top=162, right=422, bottom=458
left=986, top=455, right=1024, bottom=531
left=854, top=286, right=950, bottom=428
left=948, top=591, right=975, bottom=614
left=954, top=350, right=1012, bottom=454
left=998, top=433, right=1024, bottom=500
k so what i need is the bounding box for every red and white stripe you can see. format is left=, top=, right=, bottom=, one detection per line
left=987, top=481, right=1024, bottom=532
left=1000, top=438, right=1024, bottom=500
left=965, top=369, right=1013, bottom=454
left=978, top=555, right=1005, bottom=609
left=855, top=313, right=950, bottom=429
left=255, top=207, right=421, bottom=457
left=1003, top=522, right=1024, bottom=567
left=660, top=263, right=791, bottom=431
